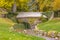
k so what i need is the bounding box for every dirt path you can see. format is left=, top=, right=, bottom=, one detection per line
left=42, top=36, right=56, bottom=40
left=24, top=29, right=58, bottom=40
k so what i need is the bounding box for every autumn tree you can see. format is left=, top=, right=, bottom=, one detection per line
left=53, top=0, right=60, bottom=10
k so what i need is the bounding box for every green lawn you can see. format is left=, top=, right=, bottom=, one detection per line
left=37, top=18, right=60, bottom=32
left=0, top=18, right=45, bottom=40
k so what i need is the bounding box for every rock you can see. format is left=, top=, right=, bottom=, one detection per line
left=55, top=37, right=58, bottom=40
left=39, top=30, right=44, bottom=36
left=57, top=32, right=60, bottom=37
left=9, top=27, right=14, bottom=32
left=23, top=30, right=27, bottom=33
left=44, top=32, right=47, bottom=36
left=48, top=31, right=57, bottom=38
left=35, top=26, right=39, bottom=31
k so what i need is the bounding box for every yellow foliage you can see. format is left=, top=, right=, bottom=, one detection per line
left=53, top=0, right=60, bottom=10
left=0, top=0, right=60, bottom=11
left=19, top=0, right=28, bottom=3
left=0, top=0, right=14, bottom=10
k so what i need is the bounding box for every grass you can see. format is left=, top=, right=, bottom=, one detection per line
left=0, top=18, right=45, bottom=40
left=0, top=18, right=15, bottom=25
left=37, top=18, right=60, bottom=32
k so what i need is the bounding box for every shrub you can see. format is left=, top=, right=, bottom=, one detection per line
left=12, top=23, right=31, bottom=32
left=40, top=16, right=48, bottom=22
left=13, top=23, right=25, bottom=30
left=7, top=12, right=18, bottom=23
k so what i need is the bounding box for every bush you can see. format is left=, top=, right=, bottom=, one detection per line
left=40, top=16, right=48, bottom=22
left=13, top=23, right=25, bottom=30
left=12, top=23, right=30, bottom=32
left=7, top=12, right=18, bottom=23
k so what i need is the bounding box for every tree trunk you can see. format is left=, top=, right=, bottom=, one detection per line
left=12, top=3, right=17, bottom=13
left=49, top=12, right=54, bottom=21
left=12, top=0, right=17, bottom=13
